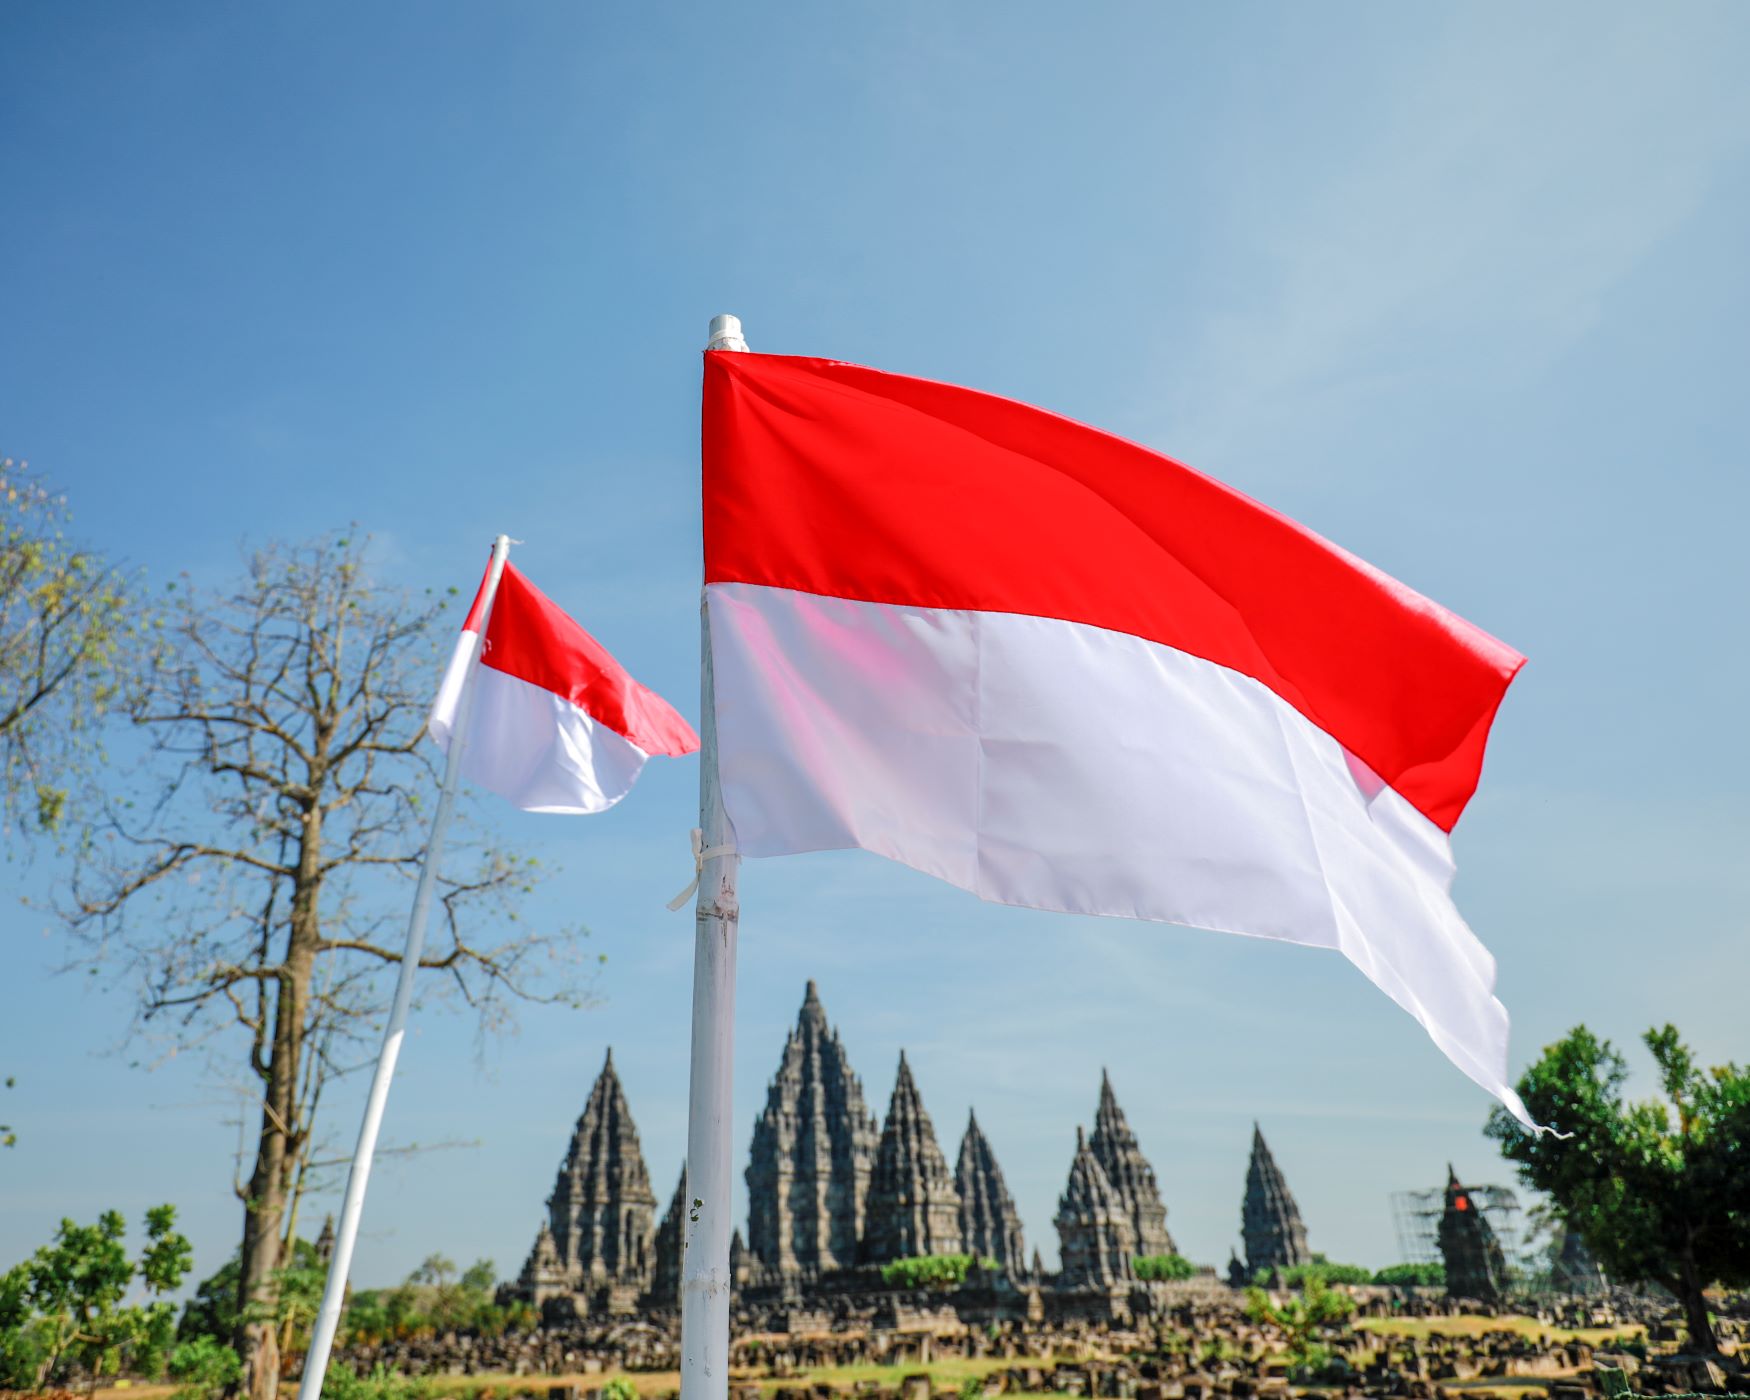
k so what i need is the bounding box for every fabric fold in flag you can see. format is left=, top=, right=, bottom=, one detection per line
left=701, top=350, right=1534, bottom=1126
left=430, top=559, right=698, bottom=814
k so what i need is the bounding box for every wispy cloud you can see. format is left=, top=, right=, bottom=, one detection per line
left=1149, top=6, right=1750, bottom=471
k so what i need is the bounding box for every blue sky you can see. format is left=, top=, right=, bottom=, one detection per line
left=3, top=2, right=1748, bottom=1290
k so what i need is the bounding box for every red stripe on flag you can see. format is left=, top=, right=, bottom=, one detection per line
left=702, top=352, right=1522, bottom=833
left=460, top=559, right=699, bottom=759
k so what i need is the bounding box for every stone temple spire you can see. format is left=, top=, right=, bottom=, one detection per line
left=746, top=981, right=880, bottom=1276
left=860, top=1051, right=964, bottom=1263
left=1088, top=1070, right=1176, bottom=1257
left=955, top=1109, right=1026, bottom=1271
left=541, top=1047, right=658, bottom=1294
left=512, top=1220, right=567, bottom=1305
left=1055, top=1126, right=1136, bottom=1289
left=1437, top=1165, right=1508, bottom=1304
left=649, top=1163, right=686, bottom=1307
left=1241, top=1123, right=1311, bottom=1274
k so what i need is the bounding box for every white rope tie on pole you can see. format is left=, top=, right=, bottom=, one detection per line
left=666, top=826, right=740, bottom=911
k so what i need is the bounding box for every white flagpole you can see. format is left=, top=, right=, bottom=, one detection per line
left=680, top=314, right=747, bottom=1400
left=295, top=533, right=513, bottom=1400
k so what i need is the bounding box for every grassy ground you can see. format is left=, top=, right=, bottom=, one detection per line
left=1357, top=1314, right=1644, bottom=1347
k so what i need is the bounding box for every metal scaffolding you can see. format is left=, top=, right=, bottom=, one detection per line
left=1391, top=1181, right=1535, bottom=1270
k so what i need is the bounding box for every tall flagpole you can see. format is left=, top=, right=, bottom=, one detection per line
left=680, top=315, right=747, bottom=1400
left=294, top=534, right=514, bottom=1400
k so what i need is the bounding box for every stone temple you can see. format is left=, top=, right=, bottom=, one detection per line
left=745, top=980, right=879, bottom=1278
left=1088, top=1070, right=1176, bottom=1258
left=1054, top=1127, right=1135, bottom=1289
left=1437, top=1166, right=1509, bottom=1304
left=1239, top=1122, right=1311, bottom=1276
left=511, top=1049, right=658, bottom=1318
left=861, top=1051, right=964, bottom=1263
left=956, top=1110, right=1026, bottom=1272
left=506, top=982, right=1246, bottom=1320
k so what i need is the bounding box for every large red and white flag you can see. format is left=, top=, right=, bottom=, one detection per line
left=431, top=560, right=698, bottom=813
left=702, top=352, right=1535, bottom=1125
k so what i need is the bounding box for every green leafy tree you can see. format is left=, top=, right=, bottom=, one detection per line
left=458, top=1259, right=495, bottom=1296
left=0, top=455, right=135, bottom=835
left=180, top=1236, right=324, bottom=1343
left=1244, top=1276, right=1355, bottom=1378
left=1485, top=1024, right=1750, bottom=1354
left=410, top=1253, right=457, bottom=1288
left=1133, top=1253, right=1198, bottom=1281
left=0, top=1204, right=193, bottom=1387
left=64, top=535, right=596, bottom=1400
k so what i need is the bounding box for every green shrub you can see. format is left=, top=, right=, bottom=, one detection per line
left=1244, top=1277, right=1356, bottom=1380
left=1372, top=1262, right=1444, bottom=1288
left=168, top=1336, right=242, bottom=1400
left=1133, top=1254, right=1198, bottom=1282
left=1267, top=1254, right=1372, bottom=1289
left=321, top=1361, right=426, bottom=1400
left=600, top=1378, right=638, bottom=1400
left=878, top=1254, right=996, bottom=1289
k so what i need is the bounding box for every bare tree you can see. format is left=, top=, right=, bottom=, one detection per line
left=0, top=454, right=134, bottom=833
left=65, top=534, right=595, bottom=1400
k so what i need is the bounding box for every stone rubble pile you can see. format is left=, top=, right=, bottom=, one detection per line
left=319, top=1291, right=1749, bottom=1399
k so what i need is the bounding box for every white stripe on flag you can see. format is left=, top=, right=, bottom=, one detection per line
left=708, top=580, right=1532, bottom=1125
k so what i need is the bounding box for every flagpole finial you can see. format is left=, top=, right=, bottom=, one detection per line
left=706, top=314, right=748, bottom=352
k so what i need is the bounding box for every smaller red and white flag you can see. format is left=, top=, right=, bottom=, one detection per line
left=430, top=559, right=698, bottom=813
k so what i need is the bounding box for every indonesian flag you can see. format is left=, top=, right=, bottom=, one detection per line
left=702, top=352, right=1536, bottom=1127
left=430, top=559, right=699, bottom=813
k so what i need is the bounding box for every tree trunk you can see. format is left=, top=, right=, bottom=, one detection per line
left=236, top=815, right=323, bottom=1400
left=1678, top=1256, right=1718, bottom=1353
left=236, top=1027, right=290, bottom=1400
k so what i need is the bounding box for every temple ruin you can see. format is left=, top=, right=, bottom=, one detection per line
left=1088, top=1070, right=1176, bottom=1259
left=861, top=1051, right=964, bottom=1264
left=744, top=980, right=879, bottom=1279
left=955, top=1109, right=1026, bottom=1272
left=506, top=982, right=1296, bottom=1320
left=510, top=1048, right=659, bottom=1318
left=1239, top=1122, right=1311, bottom=1276
left=1437, top=1165, right=1510, bottom=1303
